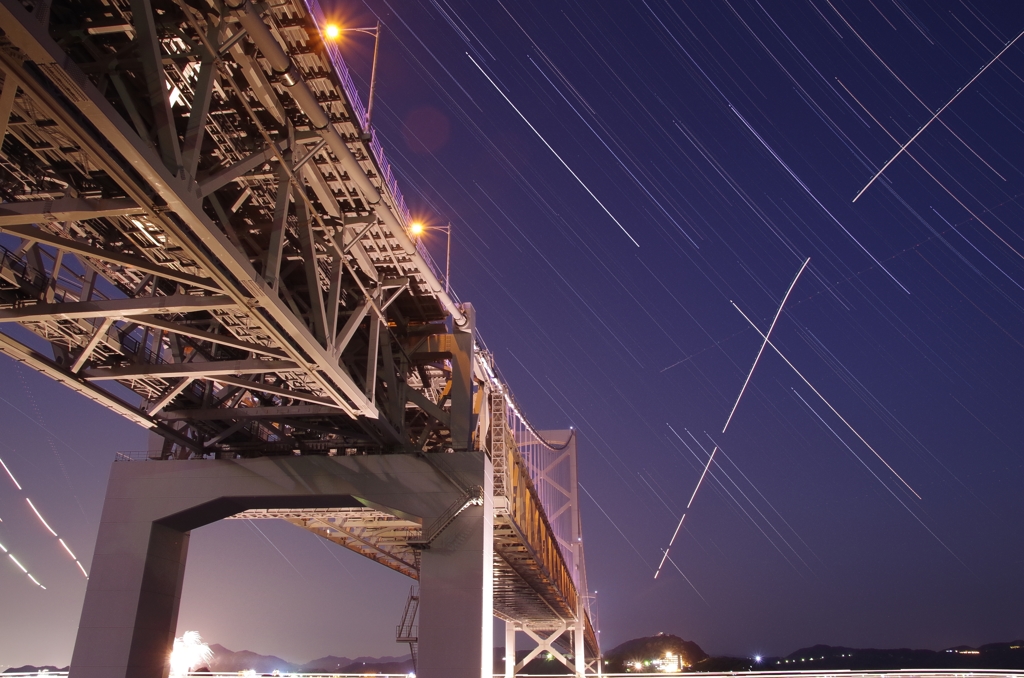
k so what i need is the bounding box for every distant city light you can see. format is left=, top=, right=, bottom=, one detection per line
left=754, top=655, right=762, bottom=663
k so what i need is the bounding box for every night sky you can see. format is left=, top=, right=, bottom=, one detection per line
left=3, top=0, right=1024, bottom=668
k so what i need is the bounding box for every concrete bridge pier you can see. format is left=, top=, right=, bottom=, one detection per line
left=417, top=467, right=493, bottom=678
left=68, top=452, right=493, bottom=678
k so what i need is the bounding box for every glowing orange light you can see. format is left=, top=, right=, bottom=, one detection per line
left=324, top=23, right=341, bottom=40
left=409, top=222, right=425, bottom=236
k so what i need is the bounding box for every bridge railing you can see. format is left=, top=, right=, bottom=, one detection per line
left=494, top=411, right=578, bottom=616
left=302, top=0, right=446, bottom=283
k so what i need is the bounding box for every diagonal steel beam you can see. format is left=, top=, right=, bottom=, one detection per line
left=182, top=23, right=220, bottom=179
left=202, top=417, right=249, bottom=447
left=0, top=197, right=143, bottom=225
left=157, top=404, right=341, bottom=420
left=0, top=294, right=236, bottom=323
left=332, top=300, right=370, bottom=359
left=199, top=140, right=289, bottom=196
left=82, top=358, right=297, bottom=380
left=130, top=315, right=287, bottom=358
left=147, top=377, right=193, bottom=415
left=294, top=184, right=328, bottom=343
left=516, top=623, right=569, bottom=673
left=406, top=387, right=449, bottom=426
left=0, top=223, right=222, bottom=291
left=200, top=374, right=340, bottom=407
left=0, top=69, right=18, bottom=142
left=70, top=316, right=115, bottom=373
left=0, top=330, right=197, bottom=449
left=129, top=0, right=182, bottom=173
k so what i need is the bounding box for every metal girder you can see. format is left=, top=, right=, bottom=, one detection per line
left=301, top=161, right=341, bottom=217
left=82, top=358, right=297, bottom=380
left=147, top=378, right=193, bottom=415
left=201, top=374, right=341, bottom=407
left=0, top=0, right=378, bottom=418
left=158, top=404, right=341, bottom=420
left=129, top=0, right=182, bottom=172
left=70, top=316, right=115, bottom=373
left=0, top=294, right=236, bottom=323
left=407, top=387, right=449, bottom=426
left=300, top=516, right=419, bottom=577
left=199, top=141, right=289, bottom=196
left=0, top=329, right=196, bottom=449
left=294, top=185, right=328, bottom=343
left=130, top=316, right=288, bottom=358
left=0, top=197, right=143, bottom=225
left=0, top=68, right=18, bottom=142
left=203, top=417, right=249, bottom=447
left=332, top=299, right=370, bottom=358
left=516, top=623, right=571, bottom=674
left=0, top=224, right=222, bottom=291
left=231, top=507, right=420, bottom=579
left=182, top=23, right=219, bottom=179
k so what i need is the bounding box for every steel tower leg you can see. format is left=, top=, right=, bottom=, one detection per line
left=416, top=452, right=494, bottom=678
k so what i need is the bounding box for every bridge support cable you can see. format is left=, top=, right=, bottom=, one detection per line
left=489, top=393, right=598, bottom=674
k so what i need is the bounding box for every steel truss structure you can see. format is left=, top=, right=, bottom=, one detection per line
left=0, top=0, right=596, bottom=668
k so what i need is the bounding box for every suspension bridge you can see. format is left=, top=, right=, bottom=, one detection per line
left=0, top=0, right=597, bottom=675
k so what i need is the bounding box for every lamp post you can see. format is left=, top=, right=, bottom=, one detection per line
left=323, top=22, right=381, bottom=130
left=409, top=222, right=452, bottom=294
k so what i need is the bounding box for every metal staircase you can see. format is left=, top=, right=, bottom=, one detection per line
left=395, top=586, right=419, bottom=672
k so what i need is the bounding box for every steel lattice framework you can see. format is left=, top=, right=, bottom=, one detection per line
left=0, top=0, right=596, bottom=663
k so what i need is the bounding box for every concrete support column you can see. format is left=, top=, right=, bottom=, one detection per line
left=417, top=453, right=493, bottom=678
left=70, top=492, right=191, bottom=678
left=68, top=453, right=478, bottom=678
left=505, top=621, right=516, bottom=678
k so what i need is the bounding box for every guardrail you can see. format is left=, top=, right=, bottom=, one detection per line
left=114, top=450, right=156, bottom=461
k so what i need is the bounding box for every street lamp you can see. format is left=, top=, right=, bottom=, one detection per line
left=322, top=22, right=381, bottom=129
left=409, top=221, right=451, bottom=294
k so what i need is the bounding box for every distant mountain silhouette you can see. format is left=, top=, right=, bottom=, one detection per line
left=9, top=638, right=1022, bottom=674
left=588, top=637, right=1024, bottom=673
left=765, top=642, right=1024, bottom=671
left=603, top=633, right=708, bottom=673
left=3, top=666, right=66, bottom=674
left=205, top=645, right=296, bottom=674
left=202, top=644, right=412, bottom=674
